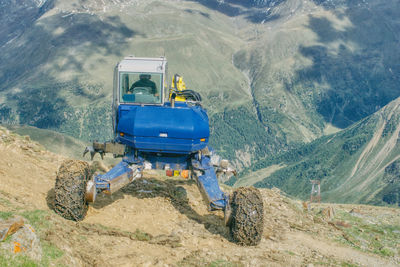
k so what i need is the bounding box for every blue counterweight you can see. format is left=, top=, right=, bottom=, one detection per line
left=116, top=102, right=209, bottom=154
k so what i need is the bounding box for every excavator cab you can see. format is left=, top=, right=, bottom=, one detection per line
left=112, top=56, right=167, bottom=134
left=113, top=56, right=166, bottom=105
left=119, top=72, right=162, bottom=104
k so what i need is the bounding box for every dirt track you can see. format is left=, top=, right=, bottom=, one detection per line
left=0, top=128, right=399, bottom=266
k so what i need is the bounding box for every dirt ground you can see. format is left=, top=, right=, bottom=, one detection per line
left=0, top=128, right=399, bottom=266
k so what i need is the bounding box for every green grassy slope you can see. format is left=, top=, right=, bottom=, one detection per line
left=0, top=0, right=246, bottom=141
left=0, top=0, right=399, bottom=170
left=4, top=125, right=87, bottom=159
left=0, top=0, right=296, bottom=169
left=233, top=97, right=400, bottom=206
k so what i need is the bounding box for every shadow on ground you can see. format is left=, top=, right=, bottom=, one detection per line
left=185, top=0, right=284, bottom=23
left=46, top=177, right=232, bottom=241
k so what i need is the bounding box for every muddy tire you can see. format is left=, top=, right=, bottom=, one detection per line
left=229, top=187, right=264, bottom=246
left=54, top=160, right=90, bottom=221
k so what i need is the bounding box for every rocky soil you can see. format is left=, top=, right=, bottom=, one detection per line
left=0, top=127, right=399, bottom=266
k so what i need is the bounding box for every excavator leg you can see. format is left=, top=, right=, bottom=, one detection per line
left=191, top=150, right=264, bottom=246
left=191, top=153, right=229, bottom=210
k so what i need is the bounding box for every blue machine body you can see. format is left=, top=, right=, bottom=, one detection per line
left=89, top=56, right=228, bottom=211
left=116, top=101, right=209, bottom=154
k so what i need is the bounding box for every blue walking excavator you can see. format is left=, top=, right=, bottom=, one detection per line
left=53, top=56, right=264, bottom=245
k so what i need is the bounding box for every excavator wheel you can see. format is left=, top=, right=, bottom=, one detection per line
left=229, top=187, right=264, bottom=246
left=54, top=159, right=90, bottom=221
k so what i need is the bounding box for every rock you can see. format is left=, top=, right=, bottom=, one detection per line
left=0, top=221, right=42, bottom=261
left=0, top=217, right=24, bottom=241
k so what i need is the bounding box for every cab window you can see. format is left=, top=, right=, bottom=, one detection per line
left=119, top=72, right=162, bottom=104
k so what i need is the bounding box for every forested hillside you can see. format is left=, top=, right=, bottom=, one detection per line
left=233, top=97, right=400, bottom=206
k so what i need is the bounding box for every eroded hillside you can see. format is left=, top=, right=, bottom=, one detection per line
left=0, top=127, right=399, bottom=266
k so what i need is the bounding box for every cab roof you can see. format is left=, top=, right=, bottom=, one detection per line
left=117, top=56, right=167, bottom=73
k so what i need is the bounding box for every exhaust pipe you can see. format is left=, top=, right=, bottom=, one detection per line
left=171, top=92, right=176, bottom=108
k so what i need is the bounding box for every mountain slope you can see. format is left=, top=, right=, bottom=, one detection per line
left=4, top=125, right=87, bottom=159
left=0, top=0, right=400, bottom=169
left=233, top=0, right=400, bottom=140
left=0, top=0, right=249, bottom=142
left=235, top=97, right=400, bottom=206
